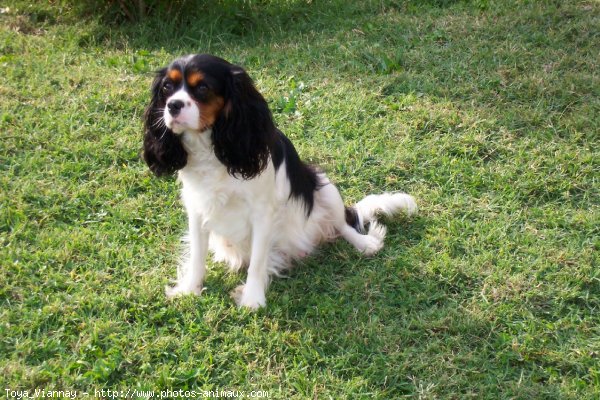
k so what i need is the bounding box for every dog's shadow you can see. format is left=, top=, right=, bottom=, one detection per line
left=268, top=214, right=426, bottom=313
left=195, top=214, right=494, bottom=394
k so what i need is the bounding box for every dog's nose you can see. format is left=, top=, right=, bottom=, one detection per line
left=167, top=100, right=185, bottom=117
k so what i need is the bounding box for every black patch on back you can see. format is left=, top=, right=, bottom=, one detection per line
left=345, top=206, right=362, bottom=232
left=271, top=130, right=285, bottom=170
left=271, top=130, right=320, bottom=215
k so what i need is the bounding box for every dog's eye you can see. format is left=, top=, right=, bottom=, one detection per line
left=162, top=81, right=174, bottom=93
left=195, top=83, right=210, bottom=98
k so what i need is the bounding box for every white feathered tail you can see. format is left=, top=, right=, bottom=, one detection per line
left=340, top=193, right=417, bottom=255
left=355, top=193, right=418, bottom=227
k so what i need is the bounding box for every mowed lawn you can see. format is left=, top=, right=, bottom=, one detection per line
left=1, top=0, right=598, bottom=398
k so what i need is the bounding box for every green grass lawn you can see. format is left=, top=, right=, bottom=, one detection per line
left=1, top=0, right=598, bottom=398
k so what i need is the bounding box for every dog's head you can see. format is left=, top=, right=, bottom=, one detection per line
left=143, top=54, right=276, bottom=179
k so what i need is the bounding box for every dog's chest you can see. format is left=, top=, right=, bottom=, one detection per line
left=179, top=167, right=252, bottom=240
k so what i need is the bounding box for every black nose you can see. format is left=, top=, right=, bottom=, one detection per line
left=167, top=100, right=185, bottom=117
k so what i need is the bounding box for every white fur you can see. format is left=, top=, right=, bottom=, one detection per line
left=163, top=89, right=200, bottom=134
left=164, top=129, right=417, bottom=309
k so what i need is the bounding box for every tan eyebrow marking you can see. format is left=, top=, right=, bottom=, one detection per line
left=187, top=71, right=204, bottom=87
left=167, top=69, right=182, bottom=82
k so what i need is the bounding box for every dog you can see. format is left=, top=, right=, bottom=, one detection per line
left=142, top=54, right=417, bottom=309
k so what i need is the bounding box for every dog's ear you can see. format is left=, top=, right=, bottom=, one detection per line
left=211, top=65, right=276, bottom=180
left=142, top=68, right=187, bottom=177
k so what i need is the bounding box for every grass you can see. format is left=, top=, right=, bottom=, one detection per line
left=1, top=0, right=598, bottom=398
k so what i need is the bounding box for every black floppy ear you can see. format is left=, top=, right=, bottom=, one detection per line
left=142, top=68, right=187, bottom=177
left=212, top=65, right=277, bottom=180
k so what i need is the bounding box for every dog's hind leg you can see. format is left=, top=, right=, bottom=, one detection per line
left=324, top=183, right=417, bottom=255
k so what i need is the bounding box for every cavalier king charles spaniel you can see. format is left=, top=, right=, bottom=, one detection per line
left=143, top=54, right=417, bottom=309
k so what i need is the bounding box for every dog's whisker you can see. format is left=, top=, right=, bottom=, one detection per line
left=152, top=117, right=166, bottom=129
left=158, top=126, right=169, bottom=140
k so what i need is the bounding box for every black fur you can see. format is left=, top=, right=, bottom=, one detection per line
left=142, top=68, right=187, bottom=176
left=212, top=63, right=277, bottom=180
left=271, top=130, right=320, bottom=215
left=345, top=206, right=362, bottom=233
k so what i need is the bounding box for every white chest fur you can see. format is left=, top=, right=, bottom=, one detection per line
left=177, top=130, right=275, bottom=246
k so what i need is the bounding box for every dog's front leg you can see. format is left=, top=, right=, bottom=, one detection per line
left=166, top=212, right=208, bottom=297
left=234, top=214, right=273, bottom=310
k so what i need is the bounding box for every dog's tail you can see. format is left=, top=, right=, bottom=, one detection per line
left=352, top=192, right=418, bottom=229
left=340, top=193, right=417, bottom=255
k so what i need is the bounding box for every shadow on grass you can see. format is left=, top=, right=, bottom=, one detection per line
left=260, top=216, right=498, bottom=396
left=21, top=0, right=597, bottom=140
left=60, top=1, right=385, bottom=51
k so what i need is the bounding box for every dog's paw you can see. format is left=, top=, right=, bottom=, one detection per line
left=165, top=283, right=203, bottom=298
left=362, top=222, right=386, bottom=256
left=231, top=284, right=266, bottom=310
left=362, top=236, right=384, bottom=256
